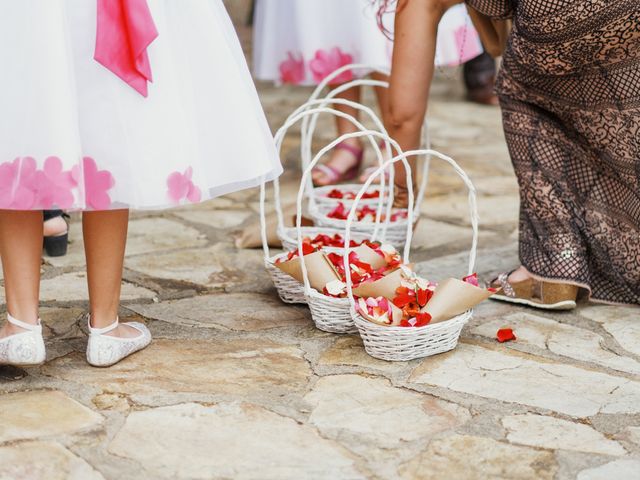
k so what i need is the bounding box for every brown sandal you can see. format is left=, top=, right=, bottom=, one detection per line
left=488, top=272, right=579, bottom=311
left=393, top=182, right=417, bottom=209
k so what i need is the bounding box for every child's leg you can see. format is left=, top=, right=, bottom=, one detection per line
left=83, top=209, right=138, bottom=338
left=311, top=84, right=364, bottom=186
left=358, top=72, right=391, bottom=182
left=0, top=210, right=43, bottom=337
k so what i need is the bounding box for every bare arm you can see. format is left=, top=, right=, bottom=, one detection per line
left=387, top=0, right=461, bottom=188
left=466, top=7, right=510, bottom=57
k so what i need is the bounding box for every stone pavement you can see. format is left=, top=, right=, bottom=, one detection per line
left=2, top=27, right=640, bottom=480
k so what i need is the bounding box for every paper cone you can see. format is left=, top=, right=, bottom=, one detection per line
left=358, top=301, right=404, bottom=326
left=352, top=268, right=406, bottom=300
left=351, top=244, right=387, bottom=270
left=422, top=278, right=493, bottom=323
left=275, top=251, right=340, bottom=291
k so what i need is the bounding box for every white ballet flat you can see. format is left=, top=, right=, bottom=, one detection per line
left=0, top=314, right=46, bottom=367
left=86, top=316, right=151, bottom=367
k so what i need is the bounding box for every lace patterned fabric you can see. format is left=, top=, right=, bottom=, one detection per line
left=467, top=0, right=640, bottom=305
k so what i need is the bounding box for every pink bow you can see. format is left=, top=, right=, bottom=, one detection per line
left=94, top=0, right=159, bottom=97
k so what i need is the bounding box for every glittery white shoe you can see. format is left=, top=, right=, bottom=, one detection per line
left=86, top=316, right=151, bottom=367
left=0, top=314, right=46, bottom=366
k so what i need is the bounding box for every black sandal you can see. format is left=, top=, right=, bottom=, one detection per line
left=43, top=210, right=70, bottom=257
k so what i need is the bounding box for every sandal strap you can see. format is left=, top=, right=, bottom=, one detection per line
left=496, top=272, right=516, bottom=298
left=88, top=315, right=119, bottom=335
left=335, top=141, right=364, bottom=160
left=313, top=164, right=341, bottom=183
left=7, top=314, right=41, bottom=331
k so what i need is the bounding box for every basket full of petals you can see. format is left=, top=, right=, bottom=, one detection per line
left=344, top=149, right=493, bottom=361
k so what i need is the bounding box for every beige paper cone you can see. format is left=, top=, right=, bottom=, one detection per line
left=350, top=245, right=387, bottom=270
left=352, top=268, right=406, bottom=300
left=275, top=252, right=340, bottom=291
left=359, top=301, right=404, bottom=326
left=423, top=278, right=493, bottom=323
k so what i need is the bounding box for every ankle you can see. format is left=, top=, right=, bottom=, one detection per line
left=43, top=216, right=68, bottom=237
left=89, top=311, right=119, bottom=330
left=1, top=312, right=40, bottom=338
left=508, top=266, right=533, bottom=283
left=6, top=309, right=39, bottom=326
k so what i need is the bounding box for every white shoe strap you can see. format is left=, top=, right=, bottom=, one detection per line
left=88, top=315, right=119, bottom=335
left=7, top=313, right=41, bottom=331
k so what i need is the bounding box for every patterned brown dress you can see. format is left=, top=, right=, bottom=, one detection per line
left=466, top=0, right=640, bottom=305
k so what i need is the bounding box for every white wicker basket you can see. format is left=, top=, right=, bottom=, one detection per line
left=294, top=130, right=413, bottom=334
left=312, top=183, right=387, bottom=207
left=264, top=253, right=306, bottom=305
left=344, top=149, right=479, bottom=362
left=260, top=105, right=395, bottom=305
left=299, top=68, right=393, bottom=207
left=278, top=226, right=371, bottom=253
left=303, top=129, right=413, bottom=250
left=310, top=202, right=411, bottom=249
left=283, top=95, right=392, bottom=229
left=271, top=103, right=399, bottom=248
left=352, top=309, right=471, bottom=361
left=300, top=64, right=432, bottom=217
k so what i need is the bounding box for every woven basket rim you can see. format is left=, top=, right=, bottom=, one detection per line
left=265, top=252, right=292, bottom=266
left=352, top=308, right=472, bottom=333
left=307, top=287, right=350, bottom=305
left=279, top=226, right=372, bottom=242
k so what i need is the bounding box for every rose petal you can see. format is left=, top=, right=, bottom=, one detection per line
left=497, top=328, right=516, bottom=343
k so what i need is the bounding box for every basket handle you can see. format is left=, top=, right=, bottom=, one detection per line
left=343, top=150, right=415, bottom=307
left=294, top=97, right=395, bottom=216
left=303, top=78, right=432, bottom=226
left=296, top=130, right=403, bottom=295
left=300, top=64, right=392, bottom=193
left=301, top=78, right=389, bottom=170
left=305, top=63, right=391, bottom=109
left=261, top=106, right=392, bottom=261
left=344, top=149, right=479, bottom=309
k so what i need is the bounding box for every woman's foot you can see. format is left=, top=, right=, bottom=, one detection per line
left=86, top=316, right=151, bottom=367
left=312, top=140, right=364, bottom=186
left=488, top=267, right=579, bottom=310
left=358, top=141, right=392, bottom=184
left=43, top=210, right=69, bottom=257
left=0, top=314, right=46, bottom=366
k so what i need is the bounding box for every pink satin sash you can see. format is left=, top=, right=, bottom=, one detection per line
left=94, top=0, right=159, bottom=97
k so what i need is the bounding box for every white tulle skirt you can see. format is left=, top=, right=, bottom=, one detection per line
left=253, top=0, right=483, bottom=85
left=0, top=0, right=281, bottom=211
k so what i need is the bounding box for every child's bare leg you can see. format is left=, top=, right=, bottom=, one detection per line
left=0, top=210, right=42, bottom=337
left=83, top=209, right=138, bottom=338
left=312, top=85, right=364, bottom=186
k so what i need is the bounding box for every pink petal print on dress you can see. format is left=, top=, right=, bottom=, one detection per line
left=37, top=156, right=77, bottom=209
left=454, top=25, right=482, bottom=65
left=309, top=47, right=354, bottom=84
left=72, top=157, right=115, bottom=210
left=279, top=52, right=305, bottom=85
left=0, top=157, right=39, bottom=209
left=167, top=167, right=202, bottom=205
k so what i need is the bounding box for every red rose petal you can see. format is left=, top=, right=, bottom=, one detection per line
left=416, top=288, right=433, bottom=308
left=496, top=328, right=516, bottom=343
left=463, top=273, right=480, bottom=287
left=414, top=312, right=432, bottom=327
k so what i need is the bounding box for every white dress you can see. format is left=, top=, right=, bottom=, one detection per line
left=253, top=0, right=483, bottom=85
left=0, top=0, right=281, bottom=211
